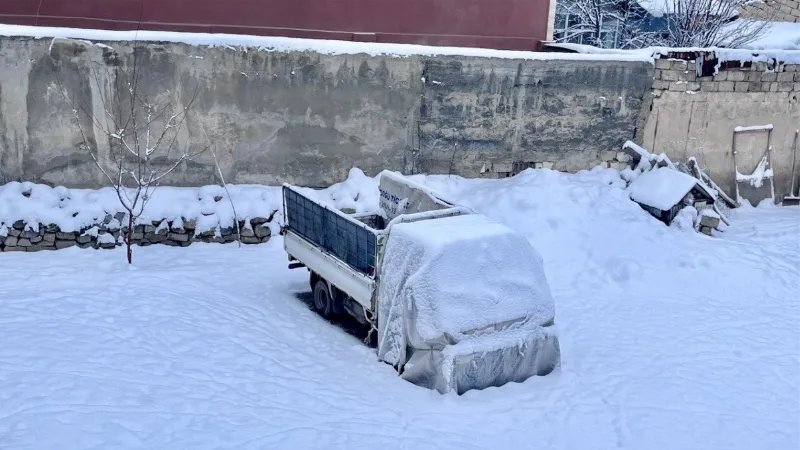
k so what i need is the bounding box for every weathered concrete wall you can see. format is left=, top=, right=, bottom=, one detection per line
left=0, top=36, right=653, bottom=188
left=418, top=57, right=651, bottom=175
left=640, top=58, right=800, bottom=201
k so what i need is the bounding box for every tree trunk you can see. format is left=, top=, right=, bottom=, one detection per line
left=126, top=213, right=134, bottom=264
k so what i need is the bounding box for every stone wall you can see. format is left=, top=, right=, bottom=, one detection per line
left=640, top=55, right=800, bottom=201
left=0, top=36, right=653, bottom=188
left=0, top=214, right=273, bottom=253
left=740, top=0, right=800, bottom=22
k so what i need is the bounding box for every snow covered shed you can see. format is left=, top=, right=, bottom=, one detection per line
left=628, top=167, right=713, bottom=225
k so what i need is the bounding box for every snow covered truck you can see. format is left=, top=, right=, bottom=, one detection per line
left=281, top=171, right=561, bottom=394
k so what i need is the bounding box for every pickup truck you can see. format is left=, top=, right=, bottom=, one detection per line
left=281, top=171, right=561, bottom=394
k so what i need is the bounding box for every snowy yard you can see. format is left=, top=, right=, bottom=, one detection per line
left=1, top=168, right=798, bottom=449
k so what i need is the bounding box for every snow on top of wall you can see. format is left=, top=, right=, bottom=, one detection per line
left=546, top=41, right=800, bottom=64
left=0, top=24, right=653, bottom=62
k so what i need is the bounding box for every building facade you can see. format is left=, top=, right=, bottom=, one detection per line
left=0, top=0, right=553, bottom=51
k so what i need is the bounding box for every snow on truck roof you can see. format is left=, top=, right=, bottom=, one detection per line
left=382, top=213, right=555, bottom=341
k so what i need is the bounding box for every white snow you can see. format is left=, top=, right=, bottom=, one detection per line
left=627, top=167, right=699, bottom=210
left=745, top=21, right=800, bottom=51
left=736, top=155, right=774, bottom=188
left=375, top=213, right=555, bottom=369
left=734, top=124, right=773, bottom=132
left=0, top=169, right=385, bottom=238
left=0, top=167, right=798, bottom=449
left=0, top=24, right=651, bottom=62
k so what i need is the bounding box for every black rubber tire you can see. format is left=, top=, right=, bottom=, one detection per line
left=312, top=279, right=333, bottom=318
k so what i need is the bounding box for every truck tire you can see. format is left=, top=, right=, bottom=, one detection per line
left=313, top=279, right=333, bottom=318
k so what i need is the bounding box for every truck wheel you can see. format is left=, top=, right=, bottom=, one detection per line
left=313, top=280, right=333, bottom=318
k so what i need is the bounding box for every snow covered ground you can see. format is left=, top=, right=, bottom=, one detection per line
left=1, top=168, right=798, bottom=449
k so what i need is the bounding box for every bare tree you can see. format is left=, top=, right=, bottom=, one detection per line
left=56, top=42, right=209, bottom=263
left=555, top=0, right=662, bottom=49
left=555, top=0, right=775, bottom=49
left=660, top=0, right=775, bottom=48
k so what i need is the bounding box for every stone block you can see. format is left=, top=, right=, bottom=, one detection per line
left=787, top=64, right=800, bottom=72
left=599, top=150, right=616, bottom=161
left=713, top=71, right=728, bottom=81
left=241, top=236, right=261, bottom=244
left=727, top=71, right=746, bottom=82
left=699, top=226, right=713, bottom=236
left=652, top=80, right=670, bottom=90
left=56, top=240, right=77, bottom=249
left=254, top=225, right=271, bottom=238
left=778, top=72, right=795, bottom=81
left=29, top=235, right=42, bottom=244
left=684, top=82, right=701, bottom=91
left=131, top=232, right=144, bottom=241
left=183, top=219, right=197, bottom=230
left=778, top=82, right=794, bottom=91
left=56, top=231, right=76, bottom=240
left=755, top=62, right=767, bottom=71
left=179, top=241, right=192, bottom=247
left=163, top=240, right=181, bottom=247
left=144, top=224, right=156, bottom=233
left=240, top=227, right=255, bottom=238
left=76, top=234, right=92, bottom=244
left=761, top=72, right=778, bottom=81
left=541, top=161, right=555, bottom=169
left=3, top=246, right=26, bottom=252
left=17, top=238, right=32, bottom=247
left=0, top=235, right=4, bottom=245
left=669, top=82, right=685, bottom=92
left=100, top=242, right=116, bottom=249
left=43, top=233, right=56, bottom=243
left=155, top=226, right=168, bottom=236
left=734, top=82, right=750, bottom=92
left=168, top=232, right=189, bottom=242
left=747, top=72, right=762, bottom=82
left=748, top=82, right=764, bottom=92
left=700, top=214, right=721, bottom=229
left=670, top=60, right=688, bottom=70
left=148, top=234, right=166, bottom=243
left=220, top=227, right=234, bottom=237
left=654, top=59, right=672, bottom=69
left=251, top=217, right=269, bottom=226
left=717, top=81, right=735, bottom=92
left=5, top=236, right=18, bottom=247
left=12, top=220, right=25, bottom=230
left=260, top=236, right=272, bottom=244
left=7, top=228, right=20, bottom=237
left=660, top=70, right=680, bottom=81
left=20, top=230, right=39, bottom=239
left=27, top=244, right=55, bottom=252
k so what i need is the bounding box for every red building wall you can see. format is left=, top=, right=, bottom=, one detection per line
left=0, top=0, right=549, bottom=50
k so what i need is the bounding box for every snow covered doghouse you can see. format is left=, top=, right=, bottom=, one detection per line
left=628, top=168, right=715, bottom=226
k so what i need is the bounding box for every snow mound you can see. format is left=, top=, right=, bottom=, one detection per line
left=0, top=169, right=382, bottom=235
left=628, top=167, right=699, bottom=210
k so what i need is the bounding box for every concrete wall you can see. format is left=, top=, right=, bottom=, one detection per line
left=0, top=36, right=653, bottom=188
left=640, top=57, right=800, bottom=201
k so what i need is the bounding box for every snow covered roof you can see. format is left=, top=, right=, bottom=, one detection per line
left=628, top=167, right=699, bottom=211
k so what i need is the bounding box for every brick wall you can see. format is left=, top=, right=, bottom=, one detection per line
left=739, top=0, right=800, bottom=23
left=651, top=58, right=800, bottom=96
